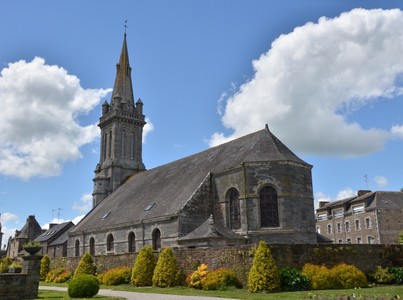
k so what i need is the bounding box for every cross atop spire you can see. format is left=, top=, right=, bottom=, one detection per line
left=124, top=19, right=128, bottom=35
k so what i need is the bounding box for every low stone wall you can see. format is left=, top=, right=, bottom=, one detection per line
left=52, top=244, right=403, bottom=285
left=0, top=255, right=42, bottom=300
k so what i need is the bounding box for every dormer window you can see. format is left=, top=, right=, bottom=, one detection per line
left=352, top=204, right=365, bottom=214
left=332, top=208, right=343, bottom=218
left=318, top=213, right=327, bottom=221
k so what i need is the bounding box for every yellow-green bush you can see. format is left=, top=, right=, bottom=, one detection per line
left=186, top=263, right=209, bottom=289
left=248, top=241, right=280, bottom=293
left=302, top=263, right=367, bottom=290
left=74, top=253, right=95, bottom=277
left=302, top=263, right=335, bottom=290
left=369, top=266, right=394, bottom=284
left=202, top=268, right=242, bottom=290
left=152, top=247, right=181, bottom=287
left=332, top=263, right=367, bottom=289
left=40, top=254, right=50, bottom=281
left=0, top=257, right=12, bottom=273
left=46, top=267, right=72, bottom=283
left=98, top=266, right=131, bottom=286
left=131, top=246, right=156, bottom=287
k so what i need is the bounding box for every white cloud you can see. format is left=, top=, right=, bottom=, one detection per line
left=0, top=57, right=111, bottom=180
left=210, top=8, right=403, bottom=157
left=72, top=193, right=93, bottom=213
left=374, top=175, right=388, bottom=188
left=71, top=215, right=85, bottom=225
left=336, top=188, right=356, bottom=200
left=1, top=212, right=19, bottom=223
left=0, top=212, right=20, bottom=249
left=143, top=117, right=154, bottom=143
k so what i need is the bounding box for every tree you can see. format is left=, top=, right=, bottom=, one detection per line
left=74, top=253, right=95, bottom=277
left=152, top=247, right=180, bottom=287
left=40, top=254, right=51, bottom=281
left=131, top=246, right=156, bottom=286
left=248, top=240, right=280, bottom=293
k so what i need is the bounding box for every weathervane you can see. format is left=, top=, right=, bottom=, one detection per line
left=124, top=18, right=128, bottom=35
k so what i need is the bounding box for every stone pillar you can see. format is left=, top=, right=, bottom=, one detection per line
left=22, top=255, right=42, bottom=299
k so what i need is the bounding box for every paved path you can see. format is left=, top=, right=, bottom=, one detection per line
left=39, top=286, right=236, bottom=300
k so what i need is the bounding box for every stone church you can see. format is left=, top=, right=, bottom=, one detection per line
left=67, top=34, right=316, bottom=257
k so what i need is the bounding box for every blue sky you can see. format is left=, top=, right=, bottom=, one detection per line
left=1, top=0, right=403, bottom=248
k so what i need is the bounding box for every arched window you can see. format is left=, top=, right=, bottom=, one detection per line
left=108, top=131, right=112, bottom=158
left=89, top=237, right=95, bottom=256
left=128, top=232, right=136, bottom=253
left=152, top=229, right=161, bottom=251
left=260, top=186, right=279, bottom=227
left=228, top=188, right=241, bottom=230
left=107, top=233, right=114, bottom=252
left=122, top=130, right=126, bottom=158
left=75, top=239, right=80, bottom=257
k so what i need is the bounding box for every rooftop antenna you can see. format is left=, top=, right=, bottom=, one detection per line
left=52, top=209, right=56, bottom=221
left=57, top=208, right=63, bottom=223
left=364, top=174, right=368, bottom=189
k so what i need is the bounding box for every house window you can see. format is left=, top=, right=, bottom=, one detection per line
left=346, top=238, right=352, bottom=244
left=152, top=229, right=161, bottom=251
left=355, top=219, right=361, bottom=231
left=338, top=239, right=343, bottom=244
left=89, top=237, right=95, bottom=256
left=367, top=236, right=373, bottom=244
left=352, top=204, right=365, bottom=214
left=357, top=237, right=362, bottom=244
left=316, top=226, right=321, bottom=234
left=365, top=217, right=371, bottom=229
left=128, top=232, right=136, bottom=253
left=75, top=239, right=80, bottom=257
left=327, top=224, right=332, bottom=235
left=260, top=186, right=279, bottom=227
left=345, top=221, right=350, bottom=232
left=107, top=234, right=114, bottom=252
left=333, top=208, right=343, bottom=218
left=318, top=213, right=327, bottom=221
left=228, top=188, right=241, bottom=230
left=337, top=223, right=341, bottom=233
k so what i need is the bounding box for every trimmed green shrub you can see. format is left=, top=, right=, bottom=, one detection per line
left=152, top=247, right=180, bottom=287
left=68, top=274, right=99, bottom=298
left=131, top=246, right=156, bottom=287
left=331, top=263, right=367, bottom=289
left=279, top=267, right=311, bottom=291
left=369, top=266, right=394, bottom=284
left=0, top=257, right=12, bottom=273
left=390, top=267, right=403, bottom=284
left=202, top=268, right=242, bottom=290
left=248, top=240, right=280, bottom=293
left=40, top=254, right=51, bottom=281
left=302, top=264, right=336, bottom=290
left=99, top=266, right=131, bottom=286
left=74, top=253, right=95, bottom=277
left=186, top=263, right=209, bottom=289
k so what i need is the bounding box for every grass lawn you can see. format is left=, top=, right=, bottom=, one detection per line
left=37, top=289, right=124, bottom=299
left=40, top=282, right=403, bottom=299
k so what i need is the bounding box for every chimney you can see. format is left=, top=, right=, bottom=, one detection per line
left=49, top=223, right=57, bottom=229
left=357, top=190, right=371, bottom=197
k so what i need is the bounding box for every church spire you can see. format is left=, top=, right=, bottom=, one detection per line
left=111, top=31, right=135, bottom=110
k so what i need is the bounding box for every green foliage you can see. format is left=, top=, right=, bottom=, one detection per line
left=74, top=252, right=95, bottom=277
left=9, top=260, right=23, bottom=273
left=186, top=263, right=209, bottom=289
left=248, top=241, right=280, bottom=293
left=302, top=264, right=337, bottom=290
left=0, top=257, right=12, bottom=273
left=68, top=274, right=99, bottom=298
left=131, top=246, right=156, bottom=287
left=45, top=267, right=72, bottom=283
left=302, top=263, right=367, bottom=290
left=202, top=268, right=242, bottom=291
left=23, top=240, right=42, bottom=247
left=331, top=263, right=367, bottom=289
left=98, top=266, right=132, bottom=286
left=390, top=267, right=403, bottom=284
left=369, top=266, right=394, bottom=284
left=40, top=254, right=51, bottom=281
left=279, top=267, right=311, bottom=291
left=152, top=247, right=181, bottom=287
left=399, top=230, right=403, bottom=244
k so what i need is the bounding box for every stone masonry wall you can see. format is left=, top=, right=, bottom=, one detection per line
left=53, top=244, right=403, bottom=286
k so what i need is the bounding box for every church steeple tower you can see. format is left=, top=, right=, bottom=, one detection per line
left=92, top=32, right=146, bottom=207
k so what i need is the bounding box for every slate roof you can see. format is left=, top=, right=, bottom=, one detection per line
left=316, top=191, right=403, bottom=213
left=178, top=215, right=245, bottom=241
left=35, top=222, right=74, bottom=243
left=49, top=226, right=74, bottom=246
left=71, top=127, right=310, bottom=234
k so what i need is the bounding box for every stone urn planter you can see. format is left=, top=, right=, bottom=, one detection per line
left=23, top=246, right=42, bottom=255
